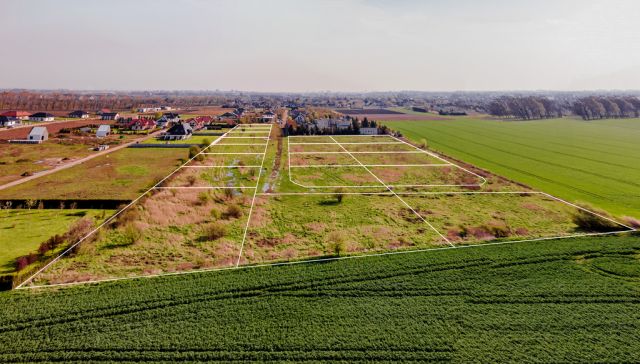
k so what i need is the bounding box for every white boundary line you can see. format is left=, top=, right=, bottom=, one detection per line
left=181, top=165, right=263, bottom=168
left=235, top=125, right=272, bottom=267
left=202, top=152, right=264, bottom=155
left=14, top=125, right=240, bottom=289
left=289, top=151, right=433, bottom=154
left=329, top=135, right=454, bottom=247
left=21, top=222, right=633, bottom=291
left=17, top=132, right=636, bottom=290
left=223, top=137, right=269, bottom=139
left=289, top=142, right=404, bottom=145
left=155, top=186, right=257, bottom=189
left=289, top=164, right=451, bottom=168
left=214, top=143, right=268, bottom=146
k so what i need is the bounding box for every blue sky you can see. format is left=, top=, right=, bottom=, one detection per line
left=1, top=0, right=639, bottom=91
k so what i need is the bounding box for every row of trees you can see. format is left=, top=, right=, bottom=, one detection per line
left=487, top=96, right=640, bottom=120
left=487, top=97, right=563, bottom=120
left=573, top=96, right=640, bottom=120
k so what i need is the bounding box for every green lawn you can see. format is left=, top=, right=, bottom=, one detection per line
left=2, top=235, right=639, bottom=361
left=383, top=117, right=640, bottom=217
left=0, top=209, right=110, bottom=274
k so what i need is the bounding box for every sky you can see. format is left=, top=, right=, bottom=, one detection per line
left=1, top=0, right=639, bottom=92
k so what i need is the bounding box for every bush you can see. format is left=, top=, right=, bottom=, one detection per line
left=334, top=187, right=346, bottom=203
left=122, top=223, right=142, bottom=245
left=573, top=208, right=622, bottom=232
left=419, top=138, right=427, bottom=148
left=328, top=231, right=347, bottom=256
left=224, top=204, right=243, bottom=219
left=186, top=175, right=197, bottom=186
left=188, top=146, right=201, bottom=159
left=197, top=191, right=210, bottom=205
left=202, top=222, right=226, bottom=241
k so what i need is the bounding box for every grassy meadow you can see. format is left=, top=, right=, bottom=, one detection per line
left=2, top=235, right=639, bottom=362
left=383, top=117, right=640, bottom=217
left=0, top=148, right=187, bottom=200
left=0, top=209, right=111, bottom=274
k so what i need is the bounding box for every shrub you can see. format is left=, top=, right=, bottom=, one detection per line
left=573, top=208, right=622, bottom=232
left=197, top=191, right=210, bottom=205
left=202, top=222, right=226, bottom=241
left=186, top=175, right=197, bottom=186
left=188, top=146, right=201, bottom=159
left=223, top=188, right=234, bottom=200
left=334, top=187, right=346, bottom=203
left=210, top=208, right=222, bottom=219
left=117, top=223, right=142, bottom=246
left=224, top=204, right=243, bottom=219
left=328, top=231, right=347, bottom=256
left=419, top=138, right=427, bottom=148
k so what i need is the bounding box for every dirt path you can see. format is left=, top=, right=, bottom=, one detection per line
left=0, top=130, right=163, bottom=192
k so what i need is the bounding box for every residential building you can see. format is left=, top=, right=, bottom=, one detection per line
left=162, top=113, right=181, bottom=123
left=260, top=111, right=276, bottom=123
left=1, top=110, right=30, bottom=120
left=28, top=126, right=48, bottom=142
left=131, top=118, right=156, bottom=131
left=0, top=116, right=20, bottom=128
left=101, top=112, right=120, bottom=120
left=29, top=112, right=55, bottom=122
left=161, top=122, right=193, bottom=140
left=359, top=127, right=378, bottom=135
left=68, top=110, right=90, bottom=118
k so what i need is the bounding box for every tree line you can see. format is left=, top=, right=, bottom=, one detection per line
left=488, top=96, right=640, bottom=120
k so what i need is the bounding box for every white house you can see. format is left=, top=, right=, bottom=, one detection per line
left=0, top=116, right=20, bottom=128
left=359, top=127, right=378, bottom=135
left=314, top=118, right=332, bottom=130
left=335, top=120, right=351, bottom=130
left=29, top=112, right=55, bottom=122
left=96, top=125, right=111, bottom=138
left=101, top=112, right=120, bottom=120
left=28, top=126, right=49, bottom=142
left=260, top=111, right=276, bottom=123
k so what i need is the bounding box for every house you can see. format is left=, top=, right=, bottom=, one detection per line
left=160, top=106, right=173, bottom=111
left=0, top=116, right=20, bottom=128
left=96, top=125, right=111, bottom=138
left=218, top=112, right=238, bottom=121
left=294, top=114, right=306, bottom=124
left=96, top=108, right=111, bottom=115
left=233, top=108, right=245, bottom=117
left=68, top=110, right=89, bottom=118
left=1, top=110, right=30, bottom=120
left=188, top=116, right=213, bottom=131
left=94, top=145, right=109, bottom=151
left=28, top=126, right=48, bottom=142
left=359, top=127, right=378, bottom=135
left=335, top=120, right=351, bottom=130
left=101, top=112, right=119, bottom=120
left=161, top=122, right=192, bottom=140
left=137, top=107, right=161, bottom=113
left=29, top=112, right=55, bottom=122
left=162, top=113, right=181, bottom=122
left=260, top=111, right=276, bottom=123
left=131, top=118, right=156, bottom=131
left=314, top=118, right=332, bottom=130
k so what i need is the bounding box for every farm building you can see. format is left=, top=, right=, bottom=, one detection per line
left=96, top=125, right=111, bottom=138
left=161, top=122, right=192, bottom=140
left=29, top=112, right=55, bottom=122
left=68, top=110, right=90, bottom=118
left=101, top=112, right=120, bottom=120
left=28, top=126, right=49, bottom=142
left=218, top=112, right=238, bottom=121
left=137, top=107, right=161, bottom=113
left=359, top=127, right=378, bottom=135
left=1, top=110, right=30, bottom=120
left=0, top=116, right=20, bottom=127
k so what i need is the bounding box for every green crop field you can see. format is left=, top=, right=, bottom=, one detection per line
left=1, top=235, right=639, bottom=362
left=0, top=209, right=111, bottom=274
left=383, top=117, right=640, bottom=217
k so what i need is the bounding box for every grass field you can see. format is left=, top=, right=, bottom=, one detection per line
left=2, top=235, right=639, bottom=362
left=383, top=117, right=640, bottom=217
left=0, top=147, right=187, bottom=200
left=0, top=143, right=93, bottom=185
left=0, top=209, right=111, bottom=274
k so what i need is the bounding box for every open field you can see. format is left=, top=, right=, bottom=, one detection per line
left=3, top=235, right=640, bottom=361
left=0, top=209, right=112, bottom=274
left=0, top=148, right=187, bottom=200
left=382, top=117, right=640, bottom=217
left=17, top=126, right=633, bottom=287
